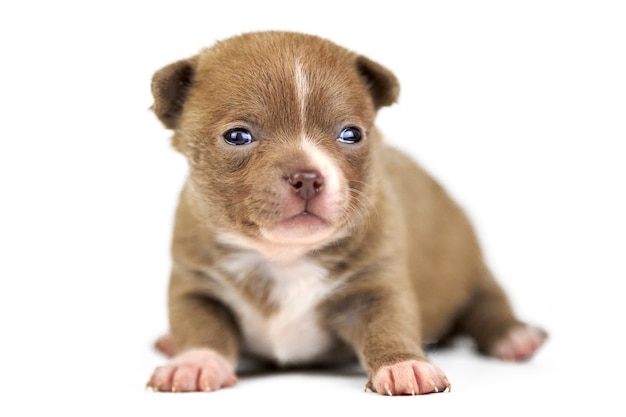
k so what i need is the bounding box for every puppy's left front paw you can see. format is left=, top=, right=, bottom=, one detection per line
left=367, top=360, right=451, bottom=396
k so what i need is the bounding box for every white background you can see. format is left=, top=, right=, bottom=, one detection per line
left=1, top=1, right=624, bottom=415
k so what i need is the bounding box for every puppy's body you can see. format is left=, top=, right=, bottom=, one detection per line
left=147, top=31, right=546, bottom=395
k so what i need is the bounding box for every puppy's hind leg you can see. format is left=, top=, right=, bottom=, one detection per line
left=453, top=269, right=547, bottom=362
left=154, top=334, right=175, bottom=358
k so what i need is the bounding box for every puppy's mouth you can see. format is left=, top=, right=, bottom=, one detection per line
left=249, top=150, right=348, bottom=249
left=280, top=210, right=328, bottom=229
left=259, top=204, right=338, bottom=247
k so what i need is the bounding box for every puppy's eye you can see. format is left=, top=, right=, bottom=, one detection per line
left=224, top=128, right=254, bottom=145
left=337, top=127, right=362, bottom=144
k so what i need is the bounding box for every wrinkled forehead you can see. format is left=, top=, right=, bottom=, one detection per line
left=191, top=43, right=375, bottom=135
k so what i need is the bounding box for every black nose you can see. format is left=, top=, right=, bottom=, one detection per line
left=288, top=171, right=324, bottom=200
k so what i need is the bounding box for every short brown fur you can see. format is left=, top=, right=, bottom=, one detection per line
left=146, top=31, right=546, bottom=395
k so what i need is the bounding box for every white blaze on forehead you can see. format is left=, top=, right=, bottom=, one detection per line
left=293, top=60, right=344, bottom=201
left=294, top=60, right=309, bottom=132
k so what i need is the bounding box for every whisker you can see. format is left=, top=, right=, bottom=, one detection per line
left=340, top=187, right=378, bottom=234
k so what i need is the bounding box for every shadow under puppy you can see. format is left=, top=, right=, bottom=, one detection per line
left=146, top=31, right=547, bottom=395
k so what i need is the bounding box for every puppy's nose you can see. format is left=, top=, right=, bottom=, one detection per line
left=288, top=171, right=324, bottom=200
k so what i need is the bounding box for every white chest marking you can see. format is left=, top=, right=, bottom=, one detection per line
left=220, top=253, right=337, bottom=365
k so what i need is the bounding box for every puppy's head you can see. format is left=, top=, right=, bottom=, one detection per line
left=151, top=31, right=399, bottom=257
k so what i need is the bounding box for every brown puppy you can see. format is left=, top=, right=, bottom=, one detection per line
left=146, top=31, right=546, bottom=395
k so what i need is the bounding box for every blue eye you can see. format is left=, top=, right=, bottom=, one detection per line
left=337, top=127, right=362, bottom=144
left=224, top=128, right=254, bottom=145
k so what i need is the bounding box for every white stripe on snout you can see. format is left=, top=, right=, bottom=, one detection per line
left=294, top=61, right=309, bottom=133
left=300, top=138, right=344, bottom=208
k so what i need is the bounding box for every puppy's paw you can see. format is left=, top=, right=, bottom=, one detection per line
left=367, top=360, right=451, bottom=396
left=146, top=348, right=238, bottom=392
left=491, top=325, right=547, bottom=362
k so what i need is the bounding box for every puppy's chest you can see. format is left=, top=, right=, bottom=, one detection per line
left=217, top=252, right=337, bottom=365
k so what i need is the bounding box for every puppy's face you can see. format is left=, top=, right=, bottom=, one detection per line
left=152, top=32, right=399, bottom=255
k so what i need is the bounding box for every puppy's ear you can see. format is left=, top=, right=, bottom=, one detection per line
left=356, top=56, right=400, bottom=109
left=150, top=56, right=198, bottom=129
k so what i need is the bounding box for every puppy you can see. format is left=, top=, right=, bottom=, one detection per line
left=146, top=31, right=546, bottom=395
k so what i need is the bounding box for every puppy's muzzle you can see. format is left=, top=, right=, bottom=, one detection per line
left=288, top=171, right=324, bottom=201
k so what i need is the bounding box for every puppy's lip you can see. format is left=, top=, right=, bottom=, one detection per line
left=280, top=212, right=329, bottom=228
left=265, top=211, right=333, bottom=240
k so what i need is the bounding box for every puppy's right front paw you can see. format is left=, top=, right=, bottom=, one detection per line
left=147, top=348, right=238, bottom=392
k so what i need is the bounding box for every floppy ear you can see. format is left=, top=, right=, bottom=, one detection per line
left=150, top=56, right=198, bottom=129
left=356, top=55, right=400, bottom=109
